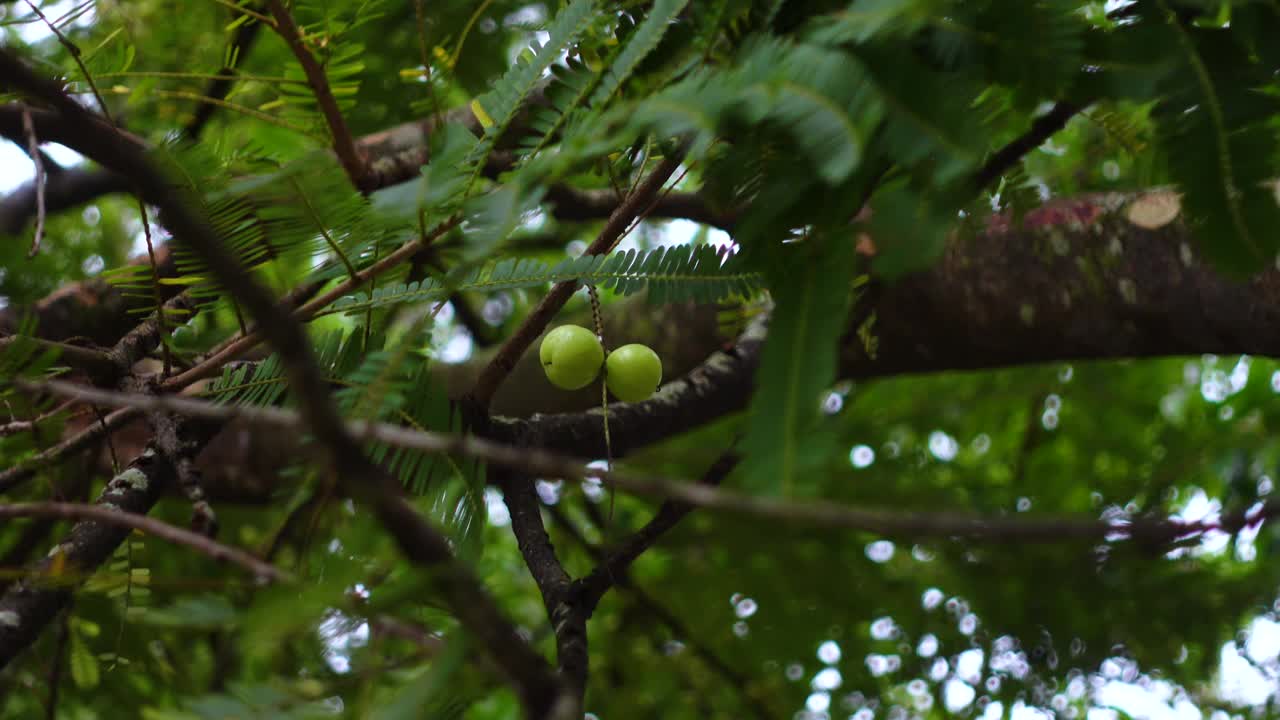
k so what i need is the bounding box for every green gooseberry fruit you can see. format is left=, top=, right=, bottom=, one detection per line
left=540, top=324, right=604, bottom=390
left=605, top=343, right=663, bottom=402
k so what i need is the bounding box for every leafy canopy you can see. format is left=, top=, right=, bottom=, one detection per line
left=1, top=0, right=1280, bottom=719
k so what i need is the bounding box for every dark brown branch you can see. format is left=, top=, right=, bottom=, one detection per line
left=971, top=100, right=1082, bottom=190
left=500, top=471, right=572, bottom=610
left=496, top=468, right=585, bottom=705
left=265, top=0, right=369, bottom=191
left=0, top=165, right=130, bottom=237
left=489, top=317, right=766, bottom=456
left=0, top=408, right=139, bottom=494
left=543, top=504, right=774, bottom=720
left=23, top=377, right=1261, bottom=548
left=0, top=501, right=286, bottom=580
left=103, top=292, right=195, bottom=379
left=470, top=153, right=686, bottom=410
left=0, top=99, right=717, bottom=241
left=578, top=450, right=740, bottom=611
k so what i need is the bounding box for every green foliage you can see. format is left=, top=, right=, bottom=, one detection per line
left=742, top=231, right=856, bottom=494
left=465, top=0, right=599, bottom=190
left=6, top=0, right=1280, bottom=718
left=323, top=244, right=761, bottom=316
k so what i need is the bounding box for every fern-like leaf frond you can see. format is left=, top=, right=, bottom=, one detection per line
left=324, top=244, right=761, bottom=316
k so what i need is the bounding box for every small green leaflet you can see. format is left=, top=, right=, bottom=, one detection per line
left=742, top=231, right=857, bottom=495
left=323, top=244, right=762, bottom=316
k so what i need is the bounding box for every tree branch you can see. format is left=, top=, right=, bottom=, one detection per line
left=971, top=100, right=1083, bottom=191
left=578, top=450, right=740, bottom=611
left=496, top=468, right=587, bottom=707
left=0, top=501, right=286, bottom=581
left=0, top=408, right=139, bottom=494
left=488, top=316, right=766, bottom=455
left=0, top=48, right=563, bottom=716
left=265, top=0, right=368, bottom=191
left=0, top=417, right=217, bottom=668
left=20, top=106, right=45, bottom=256
left=22, top=378, right=1263, bottom=548
left=543, top=504, right=774, bottom=720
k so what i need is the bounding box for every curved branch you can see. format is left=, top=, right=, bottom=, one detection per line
left=577, top=450, right=740, bottom=611
left=265, top=0, right=368, bottom=190
left=0, top=502, right=286, bottom=581
left=0, top=417, right=216, bottom=668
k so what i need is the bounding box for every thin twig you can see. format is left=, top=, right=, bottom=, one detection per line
left=413, top=0, right=441, bottom=125
left=579, top=449, right=739, bottom=609
left=136, top=199, right=171, bottom=376
left=46, top=604, right=71, bottom=720
left=971, top=101, right=1082, bottom=191
left=21, top=0, right=112, bottom=123
left=23, top=378, right=1272, bottom=547
left=0, top=407, right=139, bottom=494
left=0, top=336, right=116, bottom=382
left=0, top=398, right=78, bottom=439
left=0, top=502, right=288, bottom=581
left=20, top=108, right=45, bottom=257
left=266, top=0, right=369, bottom=190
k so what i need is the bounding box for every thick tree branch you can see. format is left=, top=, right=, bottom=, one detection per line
left=488, top=316, right=765, bottom=455
left=0, top=99, right=714, bottom=244
left=0, top=165, right=128, bottom=237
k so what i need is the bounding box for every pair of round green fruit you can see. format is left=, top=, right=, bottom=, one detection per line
left=539, top=324, right=662, bottom=402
